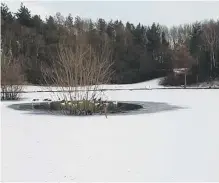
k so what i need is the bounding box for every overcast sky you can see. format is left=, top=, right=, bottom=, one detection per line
left=3, top=1, right=219, bottom=27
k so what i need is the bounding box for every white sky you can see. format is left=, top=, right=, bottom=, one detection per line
left=2, top=0, right=219, bottom=27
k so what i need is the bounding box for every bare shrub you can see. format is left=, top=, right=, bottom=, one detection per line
left=42, top=34, right=114, bottom=115
left=172, top=44, right=195, bottom=69
left=1, top=51, right=24, bottom=100
left=161, top=44, right=196, bottom=87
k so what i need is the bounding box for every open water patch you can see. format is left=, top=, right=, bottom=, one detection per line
left=8, top=100, right=184, bottom=116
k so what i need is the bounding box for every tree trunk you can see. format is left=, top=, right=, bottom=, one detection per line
left=212, top=51, right=216, bottom=68
left=210, top=50, right=214, bottom=77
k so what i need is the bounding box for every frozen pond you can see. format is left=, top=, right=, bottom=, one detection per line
left=8, top=101, right=184, bottom=116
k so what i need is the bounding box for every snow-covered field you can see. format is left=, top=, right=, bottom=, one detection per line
left=20, top=77, right=219, bottom=92
left=21, top=78, right=163, bottom=92
left=1, top=79, right=219, bottom=181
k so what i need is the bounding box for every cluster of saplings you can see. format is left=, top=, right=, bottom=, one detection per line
left=1, top=86, right=23, bottom=100
left=34, top=98, right=120, bottom=116
left=33, top=98, right=142, bottom=116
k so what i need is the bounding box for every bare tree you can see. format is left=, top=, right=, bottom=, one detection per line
left=202, top=20, right=219, bottom=74
left=172, top=44, right=195, bottom=88
left=169, top=24, right=193, bottom=49
left=42, top=33, right=114, bottom=115
left=169, top=26, right=179, bottom=48
left=178, top=24, right=193, bottom=46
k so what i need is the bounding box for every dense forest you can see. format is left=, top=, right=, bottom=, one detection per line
left=1, top=3, right=219, bottom=86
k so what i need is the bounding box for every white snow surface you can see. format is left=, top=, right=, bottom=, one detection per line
left=1, top=79, right=219, bottom=181
left=21, top=77, right=164, bottom=92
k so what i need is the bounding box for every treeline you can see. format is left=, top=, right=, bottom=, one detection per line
left=1, top=3, right=219, bottom=86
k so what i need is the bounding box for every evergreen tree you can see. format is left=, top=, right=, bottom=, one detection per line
left=1, top=3, right=14, bottom=23
left=15, top=3, right=32, bottom=27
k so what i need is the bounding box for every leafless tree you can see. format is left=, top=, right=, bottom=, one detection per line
left=172, top=44, right=195, bottom=88
left=169, top=24, right=193, bottom=49
left=42, top=33, right=114, bottom=115
left=169, top=26, right=179, bottom=48
left=202, top=20, right=219, bottom=73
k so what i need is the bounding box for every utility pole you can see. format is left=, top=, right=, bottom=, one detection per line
left=184, top=72, right=187, bottom=89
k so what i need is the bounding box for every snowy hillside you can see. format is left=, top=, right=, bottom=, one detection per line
left=20, top=78, right=164, bottom=92
left=1, top=81, right=219, bottom=181
left=19, top=77, right=219, bottom=93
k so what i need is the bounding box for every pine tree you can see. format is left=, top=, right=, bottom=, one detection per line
left=15, top=3, right=32, bottom=27
left=1, top=3, right=14, bottom=23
